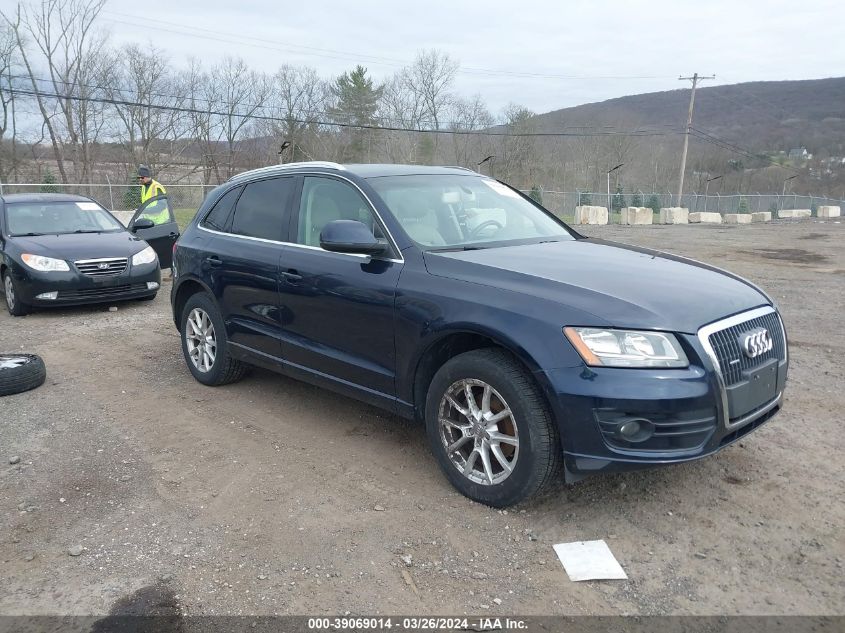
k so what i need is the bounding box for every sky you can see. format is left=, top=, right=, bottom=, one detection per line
left=63, top=0, right=845, bottom=114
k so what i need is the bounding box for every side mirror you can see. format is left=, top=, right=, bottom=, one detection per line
left=132, top=218, right=155, bottom=231
left=320, top=220, right=387, bottom=255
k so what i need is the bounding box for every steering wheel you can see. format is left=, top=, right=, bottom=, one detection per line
left=469, top=219, right=504, bottom=239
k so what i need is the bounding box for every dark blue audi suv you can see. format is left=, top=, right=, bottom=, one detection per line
left=171, top=162, right=788, bottom=506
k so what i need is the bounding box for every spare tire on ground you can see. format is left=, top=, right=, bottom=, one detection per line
left=0, top=354, right=46, bottom=397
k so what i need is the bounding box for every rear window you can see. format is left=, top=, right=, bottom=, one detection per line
left=230, top=178, right=293, bottom=241
left=201, top=186, right=242, bottom=232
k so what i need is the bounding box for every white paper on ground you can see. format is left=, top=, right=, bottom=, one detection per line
left=553, top=539, right=628, bottom=581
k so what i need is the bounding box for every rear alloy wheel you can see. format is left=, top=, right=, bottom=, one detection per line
left=0, top=353, right=46, bottom=396
left=426, top=349, right=561, bottom=507
left=3, top=272, right=29, bottom=317
left=180, top=292, right=246, bottom=386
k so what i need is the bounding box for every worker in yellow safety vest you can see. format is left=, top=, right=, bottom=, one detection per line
left=137, top=165, right=169, bottom=224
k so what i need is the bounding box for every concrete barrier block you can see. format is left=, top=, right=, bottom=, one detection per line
left=688, top=212, right=723, bottom=224
left=751, top=212, right=772, bottom=223
left=817, top=205, right=841, bottom=218
left=620, top=207, right=653, bottom=225
left=574, top=205, right=608, bottom=225
left=778, top=209, right=811, bottom=219
left=658, top=207, right=689, bottom=224
left=724, top=214, right=752, bottom=224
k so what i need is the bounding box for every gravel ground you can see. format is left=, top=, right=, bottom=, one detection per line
left=1, top=219, right=843, bottom=618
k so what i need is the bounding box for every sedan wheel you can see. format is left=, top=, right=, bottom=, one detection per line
left=3, top=272, right=28, bottom=316
left=185, top=307, right=217, bottom=373
left=4, top=274, right=14, bottom=310
left=439, top=379, right=520, bottom=486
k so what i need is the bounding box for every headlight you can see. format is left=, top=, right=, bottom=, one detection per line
left=132, top=246, right=157, bottom=266
left=21, top=253, right=70, bottom=272
left=564, top=327, right=689, bottom=368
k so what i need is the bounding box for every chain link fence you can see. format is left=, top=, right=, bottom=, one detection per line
left=522, top=190, right=844, bottom=222
left=2, top=182, right=842, bottom=228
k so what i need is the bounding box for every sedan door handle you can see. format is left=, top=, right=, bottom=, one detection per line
left=205, top=256, right=223, bottom=267
left=280, top=270, right=302, bottom=283
left=169, top=232, right=179, bottom=238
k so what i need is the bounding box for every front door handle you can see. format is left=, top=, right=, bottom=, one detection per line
left=205, top=256, right=223, bottom=267
left=280, top=270, right=302, bottom=283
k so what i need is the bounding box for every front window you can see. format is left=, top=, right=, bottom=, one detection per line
left=368, top=175, right=573, bottom=249
left=6, top=201, right=124, bottom=236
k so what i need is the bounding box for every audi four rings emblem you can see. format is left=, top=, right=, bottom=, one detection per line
left=740, top=328, right=773, bottom=359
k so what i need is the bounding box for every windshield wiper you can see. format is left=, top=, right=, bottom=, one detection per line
left=72, top=229, right=103, bottom=234
left=431, top=245, right=487, bottom=252
left=12, top=232, right=46, bottom=237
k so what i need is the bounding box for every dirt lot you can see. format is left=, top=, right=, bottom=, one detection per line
left=1, top=220, right=843, bottom=618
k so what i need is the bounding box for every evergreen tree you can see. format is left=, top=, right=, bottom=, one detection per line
left=738, top=197, right=750, bottom=214
left=328, top=65, right=383, bottom=162
left=578, top=191, right=592, bottom=206
left=630, top=190, right=643, bottom=207
left=647, top=194, right=661, bottom=214
left=123, top=178, right=142, bottom=210
left=39, top=169, right=59, bottom=193
left=611, top=184, right=626, bottom=212
left=529, top=186, right=543, bottom=205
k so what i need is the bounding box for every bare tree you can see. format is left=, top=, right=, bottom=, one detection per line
left=0, top=24, right=18, bottom=180
left=2, top=0, right=109, bottom=183
left=210, top=57, right=270, bottom=180
left=447, top=94, right=494, bottom=168
left=107, top=43, right=189, bottom=178
left=264, top=64, right=327, bottom=163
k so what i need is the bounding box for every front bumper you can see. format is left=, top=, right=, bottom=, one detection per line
left=12, top=262, right=161, bottom=307
left=543, top=307, right=788, bottom=477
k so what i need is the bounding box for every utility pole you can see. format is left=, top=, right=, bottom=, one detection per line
left=676, top=73, right=715, bottom=206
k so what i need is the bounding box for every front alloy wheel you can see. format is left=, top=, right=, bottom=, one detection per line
left=426, top=349, right=561, bottom=507
left=439, top=379, right=520, bottom=486
left=3, top=272, right=28, bottom=316
left=185, top=307, right=217, bottom=373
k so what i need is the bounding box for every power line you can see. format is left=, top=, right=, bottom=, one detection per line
left=8, top=73, right=680, bottom=133
left=102, top=12, right=672, bottom=81
left=7, top=86, right=684, bottom=138
left=690, top=127, right=801, bottom=173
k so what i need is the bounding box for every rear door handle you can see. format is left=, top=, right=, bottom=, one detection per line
left=205, top=256, right=223, bottom=267
left=280, top=270, right=302, bottom=283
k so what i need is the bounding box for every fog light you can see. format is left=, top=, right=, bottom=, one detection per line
left=616, top=417, right=655, bottom=443
left=36, top=291, right=58, bottom=300
left=146, top=282, right=160, bottom=290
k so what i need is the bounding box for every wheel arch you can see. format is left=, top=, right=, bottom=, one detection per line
left=410, top=327, right=549, bottom=425
left=171, top=276, right=213, bottom=328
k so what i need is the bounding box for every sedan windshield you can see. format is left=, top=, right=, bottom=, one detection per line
left=368, top=174, right=573, bottom=249
left=6, top=201, right=124, bottom=236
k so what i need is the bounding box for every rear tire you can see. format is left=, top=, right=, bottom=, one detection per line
left=180, top=292, right=246, bottom=386
left=0, top=354, right=46, bottom=397
left=425, top=348, right=561, bottom=507
left=3, top=271, right=30, bottom=317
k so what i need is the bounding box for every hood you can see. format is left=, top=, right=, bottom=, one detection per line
left=423, top=238, right=770, bottom=334
left=10, top=231, right=148, bottom=261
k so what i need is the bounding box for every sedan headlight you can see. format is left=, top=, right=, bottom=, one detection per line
left=564, top=327, right=689, bottom=368
left=132, top=246, right=157, bottom=266
left=21, top=253, right=70, bottom=272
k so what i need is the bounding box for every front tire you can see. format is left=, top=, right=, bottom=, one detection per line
left=3, top=271, right=30, bottom=316
left=180, top=292, right=246, bottom=386
left=425, top=349, right=561, bottom=507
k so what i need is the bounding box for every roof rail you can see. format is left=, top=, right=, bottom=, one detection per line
left=440, top=165, right=477, bottom=173
left=227, top=161, right=346, bottom=182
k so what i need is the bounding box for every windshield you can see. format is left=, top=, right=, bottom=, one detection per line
left=5, top=201, right=124, bottom=236
left=368, top=174, right=573, bottom=249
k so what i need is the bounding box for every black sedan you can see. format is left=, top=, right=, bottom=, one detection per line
left=1, top=193, right=164, bottom=316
